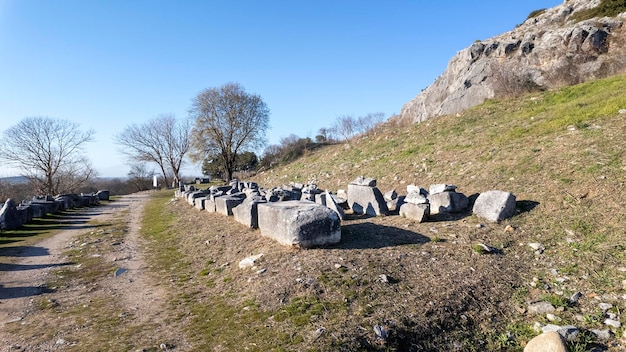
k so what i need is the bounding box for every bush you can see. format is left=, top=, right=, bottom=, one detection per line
left=571, top=0, right=626, bottom=22
left=526, top=8, right=547, bottom=21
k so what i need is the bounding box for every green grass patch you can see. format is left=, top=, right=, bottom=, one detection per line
left=571, top=0, right=626, bottom=22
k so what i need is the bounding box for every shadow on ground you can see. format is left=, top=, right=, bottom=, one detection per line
left=0, top=246, right=50, bottom=257
left=0, top=261, right=74, bottom=272
left=334, top=223, right=430, bottom=250
left=0, top=284, right=56, bottom=299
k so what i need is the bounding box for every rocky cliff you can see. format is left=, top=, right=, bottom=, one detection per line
left=399, top=0, right=626, bottom=124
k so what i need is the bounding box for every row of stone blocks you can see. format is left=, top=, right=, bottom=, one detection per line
left=346, top=177, right=517, bottom=223
left=0, top=191, right=110, bottom=230
left=178, top=184, right=342, bottom=249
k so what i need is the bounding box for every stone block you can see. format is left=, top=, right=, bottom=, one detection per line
left=204, top=199, right=217, bottom=213
left=472, top=190, right=517, bottom=222
left=399, top=203, right=430, bottom=223
left=257, top=201, right=341, bottom=248
left=194, top=197, right=208, bottom=210
left=17, top=205, right=34, bottom=225
left=233, top=197, right=267, bottom=228
left=96, top=190, right=110, bottom=201
left=0, top=199, right=21, bottom=230
left=215, top=193, right=246, bottom=216
left=347, top=184, right=389, bottom=216
left=429, top=192, right=469, bottom=215
left=429, top=184, right=457, bottom=195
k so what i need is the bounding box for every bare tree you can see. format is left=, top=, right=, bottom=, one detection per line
left=189, top=82, right=270, bottom=181
left=126, top=163, right=154, bottom=192
left=333, top=115, right=356, bottom=141
left=0, top=117, right=95, bottom=195
left=356, top=112, right=385, bottom=134
left=115, top=114, right=191, bottom=187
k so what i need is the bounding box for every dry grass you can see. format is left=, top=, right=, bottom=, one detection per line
left=142, top=72, right=626, bottom=349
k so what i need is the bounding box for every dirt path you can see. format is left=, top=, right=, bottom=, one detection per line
left=0, top=193, right=180, bottom=350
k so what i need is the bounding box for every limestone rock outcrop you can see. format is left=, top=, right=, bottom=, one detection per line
left=399, top=0, right=626, bottom=125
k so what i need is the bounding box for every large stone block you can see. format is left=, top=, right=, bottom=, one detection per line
left=96, top=190, right=110, bottom=201
left=315, top=191, right=345, bottom=220
left=473, top=190, right=517, bottom=222
left=257, top=201, right=341, bottom=248
left=347, top=183, right=389, bottom=216
left=0, top=199, right=21, bottom=230
left=215, top=193, right=246, bottom=216
left=233, top=197, right=267, bottom=228
left=204, top=199, right=217, bottom=213
left=399, top=203, right=430, bottom=223
left=194, top=197, right=208, bottom=210
left=186, top=191, right=207, bottom=206
left=17, top=205, right=34, bottom=225
left=429, top=192, right=469, bottom=215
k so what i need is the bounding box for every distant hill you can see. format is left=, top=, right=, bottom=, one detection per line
left=398, top=0, right=626, bottom=125
left=0, top=176, right=28, bottom=184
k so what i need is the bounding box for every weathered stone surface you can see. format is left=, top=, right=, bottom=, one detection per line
left=350, top=176, right=377, bottom=187
left=383, top=190, right=397, bottom=201
left=399, top=203, right=429, bottom=223
left=429, top=191, right=469, bottom=214
left=186, top=190, right=207, bottom=206
left=347, top=183, right=389, bottom=216
left=30, top=200, right=59, bottom=214
left=528, top=301, right=556, bottom=314
left=404, top=192, right=428, bottom=205
left=194, top=197, right=208, bottom=211
left=233, top=196, right=267, bottom=228
left=524, top=331, right=567, bottom=352
left=96, top=190, right=110, bottom=201
left=28, top=203, right=46, bottom=218
left=257, top=201, right=341, bottom=248
left=473, top=190, right=517, bottom=222
left=321, top=191, right=345, bottom=220
left=429, top=184, right=457, bottom=195
left=16, top=205, right=34, bottom=225
left=0, top=199, right=21, bottom=230
left=215, top=193, right=246, bottom=216
left=398, top=0, right=626, bottom=125
left=204, top=198, right=217, bottom=213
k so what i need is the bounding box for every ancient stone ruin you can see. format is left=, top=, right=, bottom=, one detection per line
left=174, top=176, right=520, bottom=248
left=0, top=191, right=109, bottom=230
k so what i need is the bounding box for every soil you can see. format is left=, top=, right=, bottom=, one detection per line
left=0, top=193, right=186, bottom=351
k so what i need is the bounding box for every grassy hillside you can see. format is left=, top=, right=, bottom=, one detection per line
left=244, top=74, right=626, bottom=349
left=101, top=75, right=626, bottom=352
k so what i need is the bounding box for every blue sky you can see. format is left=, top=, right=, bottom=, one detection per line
left=0, top=0, right=561, bottom=177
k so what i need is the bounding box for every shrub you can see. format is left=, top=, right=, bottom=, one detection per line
left=571, top=0, right=626, bottom=22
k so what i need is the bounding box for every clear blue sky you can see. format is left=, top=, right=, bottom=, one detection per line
left=0, top=0, right=562, bottom=177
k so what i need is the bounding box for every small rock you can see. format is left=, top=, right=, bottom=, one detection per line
left=528, top=243, right=544, bottom=252
left=373, top=325, right=388, bottom=340
left=239, top=254, right=264, bottom=269
left=546, top=313, right=561, bottom=322
left=524, top=331, right=567, bottom=352
left=504, top=225, right=515, bottom=233
left=312, top=327, right=325, bottom=340
left=528, top=301, right=556, bottom=314
left=604, top=318, right=621, bottom=328
left=541, top=325, right=579, bottom=342
left=591, top=329, right=612, bottom=340
left=599, top=302, right=613, bottom=311
left=619, top=109, right=626, bottom=115
left=570, top=292, right=583, bottom=303
left=334, top=263, right=343, bottom=269
left=55, top=339, right=66, bottom=345
left=256, top=268, right=267, bottom=275
left=378, top=274, right=389, bottom=283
